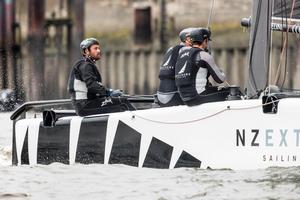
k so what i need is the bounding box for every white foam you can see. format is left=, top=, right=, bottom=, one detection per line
left=0, top=146, right=11, bottom=166
left=0, top=112, right=13, bottom=166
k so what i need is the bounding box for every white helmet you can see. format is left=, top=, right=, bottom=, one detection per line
left=80, top=38, right=99, bottom=53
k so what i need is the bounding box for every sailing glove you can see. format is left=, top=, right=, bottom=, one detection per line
left=106, top=89, right=124, bottom=97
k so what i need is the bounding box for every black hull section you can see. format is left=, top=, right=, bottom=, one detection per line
left=109, top=121, right=141, bottom=166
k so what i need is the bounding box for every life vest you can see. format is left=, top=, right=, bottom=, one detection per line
left=175, top=47, right=202, bottom=87
left=158, top=44, right=183, bottom=80
left=68, top=58, right=105, bottom=100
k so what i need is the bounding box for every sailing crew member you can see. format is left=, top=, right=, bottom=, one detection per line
left=175, top=28, right=229, bottom=106
left=67, top=38, right=135, bottom=116
left=157, top=27, right=196, bottom=107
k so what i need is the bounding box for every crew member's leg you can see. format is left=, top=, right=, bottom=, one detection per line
left=73, top=97, right=136, bottom=116
left=110, top=97, right=136, bottom=111
left=185, top=87, right=230, bottom=106
left=157, top=92, right=184, bottom=107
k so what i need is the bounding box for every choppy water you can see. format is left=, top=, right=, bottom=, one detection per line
left=1, top=112, right=300, bottom=200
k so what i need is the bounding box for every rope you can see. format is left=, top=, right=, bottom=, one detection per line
left=207, top=0, right=215, bottom=28
left=129, top=99, right=281, bottom=125
left=274, top=0, right=296, bottom=86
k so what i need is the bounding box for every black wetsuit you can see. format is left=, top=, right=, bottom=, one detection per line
left=67, top=57, right=134, bottom=116
left=175, top=47, right=229, bottom=106
left=157, top=44, right=185, bottom=107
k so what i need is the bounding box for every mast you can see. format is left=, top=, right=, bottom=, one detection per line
left=246, top=0, right=273, bottom=98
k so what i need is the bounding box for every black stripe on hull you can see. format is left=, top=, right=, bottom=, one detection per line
left=37, top=120, right=71, bottom=164
left=175, top=151, right=201, bottom=168
left=143, top=137, right=173, bottom=169
left=109, top=121, right=141, bottom=166
left=12, top=120, right=18, bottom=165
left=21, top=131, right=29, bottom=165
left=76, top=117, right=108, bottom=164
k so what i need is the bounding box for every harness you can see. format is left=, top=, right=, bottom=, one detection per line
left=175, top=47, right=202, bottom=87
left=158, top=44, right=183, bottom=80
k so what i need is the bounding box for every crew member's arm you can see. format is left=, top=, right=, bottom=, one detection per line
left=198, top=51, right=226, bottom=83
left=80, top=63, right=107, bottom=96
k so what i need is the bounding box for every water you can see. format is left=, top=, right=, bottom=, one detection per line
left=0, top=112, right=12, bottom=166
left=1, top=113, right=300, bottom=200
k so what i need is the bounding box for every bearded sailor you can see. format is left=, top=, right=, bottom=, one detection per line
left=67, top=38, right=135, bottom=116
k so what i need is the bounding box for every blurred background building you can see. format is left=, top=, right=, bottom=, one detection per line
left=0, top=0, right=299, bottom=101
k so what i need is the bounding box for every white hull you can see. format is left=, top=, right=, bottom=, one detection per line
left=107, top=98, right=300, bottom=169
left=13, top=98, right=300, bottom=169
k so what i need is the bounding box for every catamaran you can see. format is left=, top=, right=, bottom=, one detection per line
left=10, top=0, right=300, bottom=169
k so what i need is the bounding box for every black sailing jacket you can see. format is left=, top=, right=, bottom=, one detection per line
left=68, top=57, right=107, bottom=100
